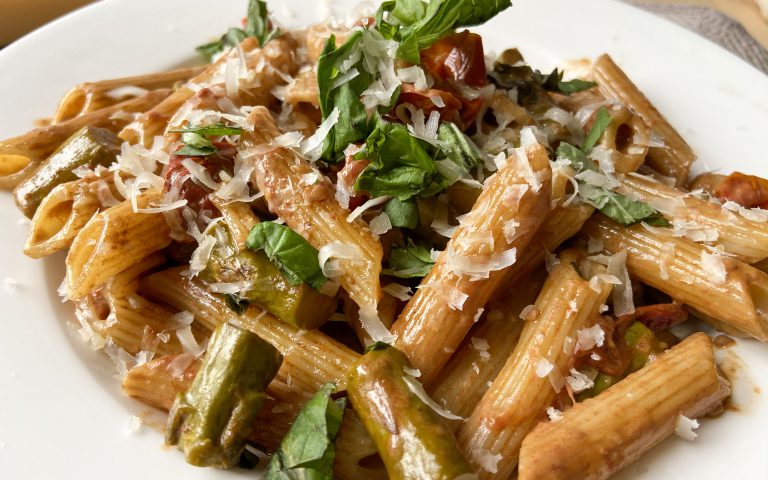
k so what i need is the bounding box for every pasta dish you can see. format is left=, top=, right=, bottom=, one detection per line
left=2, top=0, right=767, bottom=478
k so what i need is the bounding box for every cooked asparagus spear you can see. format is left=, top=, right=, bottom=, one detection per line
left=14, top=126, right=120, bottom=218
left=201, top=227, right=337, bottom=329
left=165, top=321, right=282, bottom=468
left=347, top=343, right=476, bottom=480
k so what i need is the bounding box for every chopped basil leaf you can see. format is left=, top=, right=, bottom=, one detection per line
left=316, top=32, right=376, bottom=163
left=246, top=222, right=328, bottom=290
left=582, top=106, right=612, bottom=153
left=558, top=78, right=597, bottom=95
left=383, top=239, right=435, bottom=278
left=437, top=122, right=486, bottom=173
left=354, top=120, right=438, bottom=200
left=245, top=0, right=280, bottom=47
left=536, top=68, right=596, bottom=95
left=195, top=0, right=278, bottom=61
left=385, top=198, right=419, bottom=229
left=579, top=184, right=669, bottom=227
left=171, top=122, right=243, bottom=137
left=195, top=28, right=247, bottom=61
left=556, top=142, right=596, bottom=173
left=377, top=0, right=512, bottom=63
left=264, top=383, right=346, bottom=480
left=176, top=131, right=217, bottom=156
left=223, top=294, right=250, bottom=315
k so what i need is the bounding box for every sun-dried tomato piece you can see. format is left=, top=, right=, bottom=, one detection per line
left=714, top=171, right=768, bottom=209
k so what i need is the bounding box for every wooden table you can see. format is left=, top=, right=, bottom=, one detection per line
left=1, top=0, right=767, bottom=49
left=643, top=0, right=768, bottom=49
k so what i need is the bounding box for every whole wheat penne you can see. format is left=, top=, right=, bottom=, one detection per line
left=65, top=194, right=172, bottom=300
left=518, top=333, right=731, bottom=480
left=52, top=66, right=205, bottom=124
left=304, top=23, right=352, bottom=64
left=138, top=266, right=359, bottom=392
left=283, top=69, right=320, bottom=107
left=595, top=103, right=649, bottom=174
left=74, top=253, right=205, bottom=356
left=432, top=269, right=545, bottom=422
left=208, top=198, right=259, bottom=249
left=458, top=250, right=614, bottom=479
left=391, top=145, right=552, bottom=386
left=122, top=354, right=306, bottom=452
left=582, top=214, right=768, bottom=342
left=24, top=173, right=121, bottom=258
left=241, top=107, right=383, bottom=311
left=333, top=408, right=389, bottom=480
left=592, top=54, right=695, bottom=186
left=119, top=36, right=297, bottom=145
left=619, top=172, right=768, bottom=263
left=0, top=89, right=172, bottom=190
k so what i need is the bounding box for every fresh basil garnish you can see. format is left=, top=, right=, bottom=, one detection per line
left=537, top=67, right=596, bottom=95
left=172, top=122, right=242, bottom=157
left=383, top=239, right=436, bottom=278
left=376, top=0, right=513, bottom=63
left=437, top=122, right=486, bottom=173
left=385, top=197, right=420, bottom=229
left=582, top=106, right=612, bottom=153
left=195, top=0, right=279, bottom=61
left=246, top=222, right=328, bottom=290
left=316, top=32, right=377, bottom=163
left=264, top=383, right=346, bottom=480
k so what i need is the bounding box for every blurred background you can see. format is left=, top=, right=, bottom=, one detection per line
left=1, top=0, right=766, bottom=52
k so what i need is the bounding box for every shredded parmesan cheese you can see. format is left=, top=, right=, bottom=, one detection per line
left=674, top=414, right=700, bottom=441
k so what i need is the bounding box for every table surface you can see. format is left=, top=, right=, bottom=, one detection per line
left=1, top=0, right=767, bottom=48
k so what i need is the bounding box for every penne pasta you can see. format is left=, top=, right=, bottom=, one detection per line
left=581, top=214, right=768, bottom=342
left=241, top=107, right=383, bottom=311
left=65, top=194, right=172, bottom=300
left=594, top=103, right=649, bottom=174
left=431, top=269, right=545, bottom=422
left=518, top=333, right=731, bottom=480
left=391, top=144, right=552, bottom=386
left=458, top=250, right=614, bottom=479
left=74, top=253, right=203, bottom=356
left=52, top=66, right=204, bottom=124
left=24, top=173, right=121, bottom=258
left=208, top=198, right=260, bottom=249
left=283, top=69, right=320, bottom=107
left=0, top=89, right=172, bottom=189
left=618, top=172, right=768, bottom=263
left=120, top=36, right=298, bottom=145
left=592, top=54, right=695, bottom=186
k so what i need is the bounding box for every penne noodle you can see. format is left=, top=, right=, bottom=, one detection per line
left=595, top=104, right=649, bottom=174
left=333, top=407, right=390, bottom=480
left=518, top=333, right=731, bottom=480
left=391, top=144, right=552, bottom=386
left=304, top=23, right=352, bottom=64
left=458, top=250, right=614, bottom=479
left=431, top=269, right=545, bottom=422
left=581, top=214, right=768, bottom=342
left=208, top=198, right=259, bottom=249
left=283, top=69, right=320, bottom=107
left=74, top=253, right=204, bottom=356
left=618, top=172, right=768, bottom=263
left=592, top=54, right=695, bottom=186
left=52, top=66, right=204, bottom=124
left=139, top=266, right=360, bottom=392
left=24, top=173, right=121, bottom=258
left=0, top=89, right=172, bottom=189
left=119, top=36, right=297, bottom=145
left=65, top=194, right=172, bottom=300
left=241, top=107, right=383, bottom=311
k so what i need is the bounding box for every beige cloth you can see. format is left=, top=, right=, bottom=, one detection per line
left=624, top=1, right=768, bottom=74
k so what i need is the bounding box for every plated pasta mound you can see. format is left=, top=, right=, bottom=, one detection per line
left=4, top=0, right=768, bottom=478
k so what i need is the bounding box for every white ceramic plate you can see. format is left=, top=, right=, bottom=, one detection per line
left=1, top=0, right=766, bottom=478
